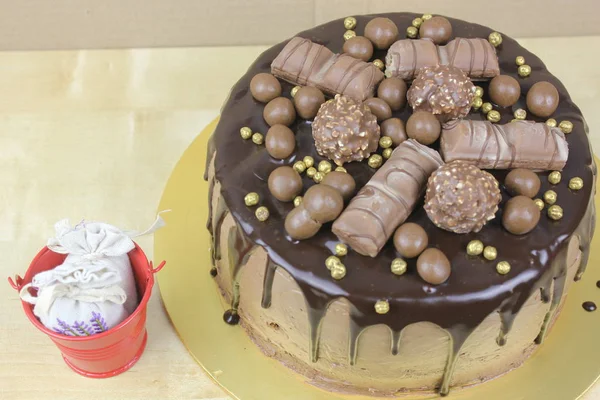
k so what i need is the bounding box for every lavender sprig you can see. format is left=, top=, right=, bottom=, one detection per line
left=54, top=319, right=80, bottom=336
left=73, top=321, right=94, bottom=336
left=90, top=312, right=109, bottom=334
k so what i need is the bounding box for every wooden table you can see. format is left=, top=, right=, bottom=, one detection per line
left=1, top=37, right=599, bottom=399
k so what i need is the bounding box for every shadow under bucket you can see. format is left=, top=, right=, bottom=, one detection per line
left=9, top=243, right=165, bottom=378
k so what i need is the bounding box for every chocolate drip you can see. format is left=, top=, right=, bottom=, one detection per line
left=227, top=224, right=257, bottom=313
left=210, top=267, right=218, bottom=277
left=306, top=302, right=331, bottom=363
left=261, top=259, right=278, bottom=309
left=439, top=326, right=473, bottom=396
left=348, top=319, right=363, bottom=366
left=206, top=177, right=215, bottom=231
left=211, top=196, right=229, bottom=264
left=583, top=301, right=597, bottom=312
left=391, top=330, right=402, bottom=356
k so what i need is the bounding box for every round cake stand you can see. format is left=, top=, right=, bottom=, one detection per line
left=155, top=119, right=600, bottom=400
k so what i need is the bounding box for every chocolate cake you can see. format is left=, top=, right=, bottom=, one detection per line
left=205, top=13, right=596, bottom=396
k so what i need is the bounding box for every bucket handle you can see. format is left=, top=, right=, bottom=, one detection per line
left=8, top=274, right=23, bottom=291
left=150, top=260, right=166, bottom=274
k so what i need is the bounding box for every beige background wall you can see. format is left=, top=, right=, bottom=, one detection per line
left=0, top=0, right=598, bottom=50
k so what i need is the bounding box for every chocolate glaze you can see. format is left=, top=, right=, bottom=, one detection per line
left=209, top=267, right=218, bottom=277
left=596, top=280, right=600, bottom=289
left=205, top=13, right=596, bottom=395
left=583, top=301, right=597, bottom=312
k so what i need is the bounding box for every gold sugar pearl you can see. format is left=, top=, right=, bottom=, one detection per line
left=488, top=32, right=503, bottom=47
left=483, top=246, right=498, bottom=261
left=548, top=205, right=563, bottom=220
left=293, top=196, right=303, bottom=207
left=335, top=166, right=347, bottom=173
left=559, top=120, right=573, bottom=134
left=391, top=258, right=407, bottom=275
left=244, top=192, right=259, bottom=207
left=344, top=30, right=356, bottom=41
left=533, top=198, right=545, bottom=210
left=474, top=86, right=484, bottom=98
left=344, top=16, right=357, bottom=30
left=382, top=148, right=393, bottom=159
left=303, top=156, right=315, bottom=168
left=544, top=190, right=557, bottom=205
left=546, top=118, right=557, bottom=127
left=472, top=97, right=483, bottom=110
left=318, top=160, right=332, bottom=174
left=548, top=171, right=561, bottom=185
left=368, top=154, right=383, bottom=169
left=496, top=261, right=511, bottom=275
left=373, top=59, right=385, bottom=70
left=412, top=17, right=423, bottom=28
left=255, top=206, right=270, bottom=222
left=487, top=110, right=501, bottom=123
left=293, top=160, right=307, bottom=174
left=422, top=14, right=433, bottom=21
left=515, top=56, right=526, bottom=66
left=374, top=299, right=390, bottom=314
left=335, top=243, right=348, bottom=257
left=518, top=65, right=531, bottom=77
left=330, top=262, right=347, bottom=280
left=481, top=102, right=493, bottom=114
left=306, top=167, right=317, bottom=178
left=313, top=171, right=324, bottom=183
left=325, top=255, right=341, bottom=270
left=407, top=26, right=418, bottom=39
left=379, top=136, right=393, bottom=149
left=514, top=109, right=527, bottom=120
left=251, top=133, right=264, bottom=145
left=466, top=240, right=484, bottom=256
left=569, top=177, right=584, bottom=191
left=240, top=126, right=253, bottom=140
left=290, top=85, right=301, bottom=97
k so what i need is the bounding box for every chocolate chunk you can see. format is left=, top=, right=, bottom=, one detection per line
left=312, top=94, right=380, bottom=165
left=377, top=77, right=407, bottom=111
left=364, top=97, right=392, bottom=122
left=303, top=185, right=344, bottom=224
left=265, top=124, right=296, bottom=159
left=293, top=86, right=326, bottom=120
left=489, top=75, right=521, bottom=108
left=271, top=37, right=384, bottom=102
left=268, top=166, right=303, bottom=202
left=321, top=171, right=356, bottom=200
left=419, top=16, right=452, bottom=45
left=406, top=111, right=441, bottom=145
left=425, top=160, right=501, bottom=234
left=441, top=120, right=569, bottom=170
left=417, top=248, right=451, bottom=285
left=250, top=73, right=282, bottom=103
left=364, top=17, right=399, bottom=50
left=393, top=223, right=428, bottom=258
left=285, top=205, right=322, bottom=240
left=502, top=196, right=541, bottom=235
left=342, top=36, right=374, bottom=62
left=264, top=97, right=296, bottom=126
left=385, top=38, right=499, bottom=80
left=505, top=169, right=541, bottom=198
left=381, top=118, right=407, bottom=146
left=407, top=65, right=475, bottom=121
left=332, top=139, right=444, bottom=257
left=526, top=81, right=560, bottom=118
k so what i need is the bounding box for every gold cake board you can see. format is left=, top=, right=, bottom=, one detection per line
left=155, top=119, right=600, bottom=400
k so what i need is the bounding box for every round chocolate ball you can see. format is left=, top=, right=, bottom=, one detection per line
left=285, top=206, right=322, bottom=240
left=321, top=171, right=356, bottom=200
left=489, top=75, right=521, bottom=108
left=502, top=195, right=541, bottom=235
left=293, top=87, right=326, bottom=119
left=303, top=184, right=344, bottom=223
left=364, top=17, right=399, bottom=50
left=417, top=248, right=451, bottom=285
left=268, top=166, right=303, bottom=202
left=377, top=77, right=408, bottom=111
left=505, top=169, right=541, bottom=198
left=393, top=223, right=428, bottom=258
left=342, top=36, right=374, bottom=62
left=265, top=124, right=296, bottom=159
left=419, top=16, right=453, bottom=45
left=250, top=73, right=282, bottom=103
left=406, top=111, right=441, bottom=145
left=526, top=81, right=560, bottom=118
left=264, top=97, right=296, bottom=126
left=381, top=118, right=407, bottom=146
left=364, top=97, right=392, bottom=122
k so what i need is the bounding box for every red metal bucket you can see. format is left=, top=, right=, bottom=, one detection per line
left=8, top=243, right=165, bottom=378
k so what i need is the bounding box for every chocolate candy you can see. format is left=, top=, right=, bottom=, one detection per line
left=268, top=166, right=303, bottom=202
left=303, top=185, right=344, bottom=224
left=293, top=86, right=325, bottom=119
left=406, top=111, right=441, bottom=145
left=377, top=77, right=407, bottom=111
left=505, top=169, right=541, bottom=198
left=285, top=206, right=322, bottom=240
left=489, top=75, right=521, bottom=108
left=364, top=97, right=392, bottom=122
left=419, top=16, right=452, bottom=45
left=265, top=124, right=296, bottom=159
left=264, top=97, right=296, bottom=126
left=364, top=17, right=399, bottom=50
left=526, top=81, right=560, bottom=117
left=502, top=195, right=541, bottom=235
left=417, top=248, right=451, bottom=285
left=250, top=73, right=282, bottom=103
left=441, top=120, right=569, bottom=170
left=342, top=36, right=374, bottom=62
left=381, top=118, right=407, bottom=146
left=393, top=223, right=428, bottom=258
left=321, top=171, right=356, bottom=200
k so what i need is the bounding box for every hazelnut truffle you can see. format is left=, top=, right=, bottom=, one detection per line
left=425, top=160, right=501, bottom=234
left=265, top=124, right=296, bottom=159
left=406, top=111, right=441, bottom=145
left=303, top=184, right=344, bottom=224
left=407, top=65, right=475, bottom=121
left=502, top=195, right=541, bottom=235
left=268, top=166, right=303, bottom=202
left=342, top=36, right=374, bottom=62
left=312, top=94, right=380, bottom=165
left=377, top=77, right=407, bottom=111
left=364, top=17, right=399, bottom=50
left=489, top=75, right=521, bottom=108
left=381, top=118, right=407, bottom=146
left=250, top=73, right=282, bottom=103
left=321, top=171, right=356, bottom=200
left=419, top=16, right=453, bottom=45
left=293, top=87, right=326, bottom=119
left=393, top=223, right=428, bottom=258
left=264, top=97, right=296, bottom=126
left=364, top=97, right=392, bottom=122
left=526, top=81, right=560, bottom=117
left=285, top=206, right=322, bottom=240
left=417, top=248, right=451, bottom=285
left=504, top=169, right=541, bottom=198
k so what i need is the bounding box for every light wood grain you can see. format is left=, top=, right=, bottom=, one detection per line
left=0, top=38, right=599, bottom=399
